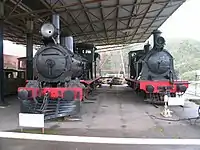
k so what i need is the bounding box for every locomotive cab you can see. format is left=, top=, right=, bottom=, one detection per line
left=128, top=42, right=151, bottom=80
left=128, top=50, right=144, bottom=79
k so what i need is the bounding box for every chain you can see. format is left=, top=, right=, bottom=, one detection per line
left=40, top=92, right=49, bottom=111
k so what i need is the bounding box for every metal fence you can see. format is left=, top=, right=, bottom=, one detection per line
left=186, top=81, right=200, bottom=96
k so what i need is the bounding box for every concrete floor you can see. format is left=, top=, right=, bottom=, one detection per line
left=0, top=96, right=20, bottom=131
left=1, top=85, right=200, bottom=149
left=43, top=85, right=200, bottom=139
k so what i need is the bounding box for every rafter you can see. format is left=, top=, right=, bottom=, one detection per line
left=63, top=15, right=168, bottom=28
left=39, top=0, right=79, bottom=38
left=115, top=0, right=119, bottom=43
left=99, top=1, right=108, bottom=44
left=129, top=0, right=154, bottom=43
left=75, top=25, right=155, bottom=36
left=138, top=1, right=184, bottom=42
left=78, top=0, right=99, bottom=40
left=7, top=0, right=185, bottom=19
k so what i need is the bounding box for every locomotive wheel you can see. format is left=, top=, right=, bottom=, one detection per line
left=138, top=90, right=146, bottom=98
left=20, top=100, right=37, bottom=113
left=134, top=88, right=139, bottom=95
left=20, top=80, right=40, bottom=113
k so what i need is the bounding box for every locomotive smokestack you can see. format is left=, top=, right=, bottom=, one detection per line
left=52, top=14, right=60, bottom=44
left=152, top=29, right=161, bottom=48
left=144, top=41, right=150, bottom=53
left=152, top=29, right=165, bottom=49
left=61, top=36, right=74, bottom=53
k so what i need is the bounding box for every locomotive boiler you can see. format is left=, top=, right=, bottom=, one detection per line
left=127, top=30, right=189, bottom=102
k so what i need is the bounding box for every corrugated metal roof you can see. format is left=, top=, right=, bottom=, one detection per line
left=3, top=0, right=186, bottom=46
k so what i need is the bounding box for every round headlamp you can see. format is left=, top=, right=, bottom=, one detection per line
left=40, top=23, right=55, bottom=38
left=155, top=36, right=165, bottom=48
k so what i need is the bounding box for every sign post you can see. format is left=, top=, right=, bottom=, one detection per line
left=19, top=113, right=45, bottom=133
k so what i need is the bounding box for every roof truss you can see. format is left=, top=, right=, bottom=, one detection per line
left=2, top=0, right=186, bottom=46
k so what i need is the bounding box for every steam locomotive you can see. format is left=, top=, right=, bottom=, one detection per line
left=127, top=30, right=189, bottom=102
left=18, top=22, right=99, bottom=120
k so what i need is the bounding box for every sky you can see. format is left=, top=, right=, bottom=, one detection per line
left=3, top=0, right=199, bottom=57
left=148, top=0, right=199, bottom=45
left=160, top=0, right=199, bottom=39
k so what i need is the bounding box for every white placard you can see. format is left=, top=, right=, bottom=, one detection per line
left=168, top=97, right=185, bottom=106
left=19, top=113, right=44, bottom=128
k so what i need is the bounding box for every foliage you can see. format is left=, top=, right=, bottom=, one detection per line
left=165, top=38, right=200, bottom=80
left=100, top=44, right=144, bottom=75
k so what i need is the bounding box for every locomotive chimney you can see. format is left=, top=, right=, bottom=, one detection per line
left=152, top=29, right=162, bottom=48
left=52, top=14, right=60, bottom=44
left=144, top=41, right=150, bottom=53
left=61, top=36, right=74, bottom=53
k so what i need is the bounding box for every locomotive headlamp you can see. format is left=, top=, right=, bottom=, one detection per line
left=155, top=36, right=165, bottom=46
left=40, top=23, right=56, bottom=38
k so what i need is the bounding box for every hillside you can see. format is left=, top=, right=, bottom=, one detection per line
left=166, top=38, right=200, bottom=80
left=100, top=38, right=200, bottom=80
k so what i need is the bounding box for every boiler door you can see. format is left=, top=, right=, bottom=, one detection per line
left=36, top=47, right=69, bottom=79
left=147, top=51, right=171, bottom=74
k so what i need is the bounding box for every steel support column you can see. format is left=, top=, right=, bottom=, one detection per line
left=94, top=60, right=97, bottom=78
left=26, top=20, right=34, bottom=80
left=90, top=48, right=95, bottom=80
left=0, top=19, right=4, bottom=104
left=94, top=49, right=97, bottom=78
left=0, top=1, right=5, bottom=105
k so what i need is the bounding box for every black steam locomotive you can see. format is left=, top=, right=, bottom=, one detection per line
left=127, top=30, right=189, bottom=101
left=18, top=22, right=99, bottom=120
left=33, top=23, right=98, bottom=85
